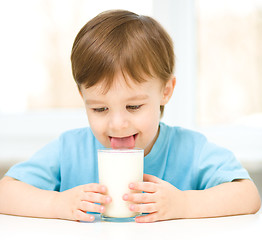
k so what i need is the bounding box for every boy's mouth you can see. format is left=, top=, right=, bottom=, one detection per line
left=109, top=134, right=138, bottom=149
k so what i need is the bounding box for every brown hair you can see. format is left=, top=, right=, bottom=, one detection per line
left=71, top=10, right=175, bottom=117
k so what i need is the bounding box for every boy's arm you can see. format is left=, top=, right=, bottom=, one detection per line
left=0, top=176, right=59, bottom=218
left=123, top=174, right=261, bottom=223
left=184, top=179, right=261, bottom=218
left=0, top=176, right=111, bottom=221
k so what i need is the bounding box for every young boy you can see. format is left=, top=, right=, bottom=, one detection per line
left=0, top=10, right=260, bottom=223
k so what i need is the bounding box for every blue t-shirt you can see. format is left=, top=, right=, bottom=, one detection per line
left=6, top=122, right=250, bottom=191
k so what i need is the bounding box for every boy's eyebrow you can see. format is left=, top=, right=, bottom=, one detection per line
left=85, top=94, right=149, bottom=105
left=85, top=99, right=104, bottom=105
left=126, top=94, right=149, bottom=101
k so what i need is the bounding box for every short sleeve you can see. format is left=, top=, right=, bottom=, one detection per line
left=5, top=139, right=61, bottom=191
left=195, top=141, right=251, bottom=190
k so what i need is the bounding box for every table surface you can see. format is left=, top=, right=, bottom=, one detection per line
left=1, top=213, right=261, bottom=240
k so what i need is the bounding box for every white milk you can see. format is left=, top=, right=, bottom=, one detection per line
left=98, top=149, right=144, bottom=219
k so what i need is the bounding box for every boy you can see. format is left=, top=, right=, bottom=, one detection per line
left=0, top=10, right=260, bottom=223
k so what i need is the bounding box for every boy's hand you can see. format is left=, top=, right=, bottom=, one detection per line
left=123, top=174, right=186, bottom=223
left=54, top=183, right=111, bottom=222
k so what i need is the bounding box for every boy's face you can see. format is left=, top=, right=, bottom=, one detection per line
left=80, top=72, right=175, bottom=156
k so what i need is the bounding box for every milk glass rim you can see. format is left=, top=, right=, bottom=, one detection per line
left=98, top=148, right=144, bottom=154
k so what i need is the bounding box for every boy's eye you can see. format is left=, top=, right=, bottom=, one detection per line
left=93, top=107, right=108, bottom=113
left=126, top=105, right=142, bottom=111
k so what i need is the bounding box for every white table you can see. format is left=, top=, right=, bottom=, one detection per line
left=1, top=213, right=261, bottom=240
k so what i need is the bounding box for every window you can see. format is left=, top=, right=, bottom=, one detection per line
left=0, top=0, right=153, bottom=114
left=0, top=0, right=261, bottom=169
left=197, top=0, right=262, bottom=127
left=0, top=0, right=153, bottom=164
left=153, top=0, right=262, bottom=167
left=195, top=0, right=262, bottom=167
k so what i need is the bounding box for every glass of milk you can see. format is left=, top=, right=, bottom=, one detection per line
left=98, top=148, right=144, bottom=222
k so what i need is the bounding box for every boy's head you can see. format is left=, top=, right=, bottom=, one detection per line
left=71, top=9, right=175, bottom=117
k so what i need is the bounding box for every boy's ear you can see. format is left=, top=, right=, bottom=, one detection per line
left=161, top=76, right=176, bottom=105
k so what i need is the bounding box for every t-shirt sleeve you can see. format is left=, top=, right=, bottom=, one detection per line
left=195, top=140, right=251, bottom=190
left=5, top=138, right=61, bottom=191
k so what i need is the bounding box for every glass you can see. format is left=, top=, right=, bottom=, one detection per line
left=97, top=148, right=144, bottom=222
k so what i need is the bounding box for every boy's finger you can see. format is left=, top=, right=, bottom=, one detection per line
left=143, top=174, right=161, bottom=183
left=82, top=183, right=107, bottom=193
left=129, top=203, right=157, bottom=214
left=129, top=181, right=157, bottom=193
left=74, top=210, right=95, bottom=222
left=82, top=192, right=111, bottom=204
left=79, top=200, right=105, bottom=213
left=123, top=192, right=154, bottom=203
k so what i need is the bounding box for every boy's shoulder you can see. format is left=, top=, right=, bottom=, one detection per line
left=56, top=126, right=102, bottom=153
left=158, top=122, right=210, bottom=156
left=60, top=127, right=90, bottom=137
left=58, top=126, right=97, bottom=144
left=160, top=122, right=207, bottom=144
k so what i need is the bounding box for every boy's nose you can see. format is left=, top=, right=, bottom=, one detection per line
left=108, top=111, right=129, bottom=132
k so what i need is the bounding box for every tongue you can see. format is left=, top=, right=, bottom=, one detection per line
left=110, top=135, right=135, bottom=149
